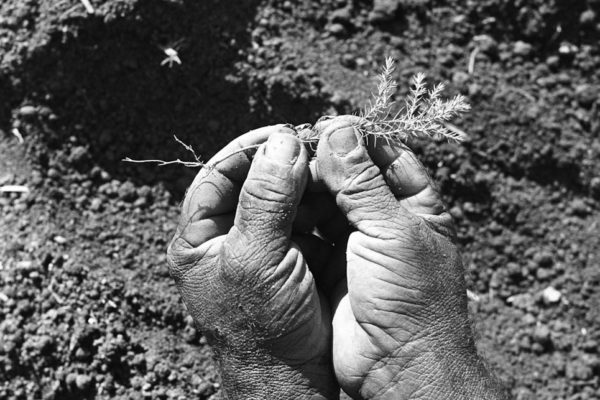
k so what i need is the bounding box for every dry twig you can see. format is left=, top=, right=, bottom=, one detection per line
left=12, top=128, right=24, bottom=144
left=80, top=0, right=95, bottom=14
left=468, top=46, right=480, bottom=75
left=0, top=185, right=29, bottom=193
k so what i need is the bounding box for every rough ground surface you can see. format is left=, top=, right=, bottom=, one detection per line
left=1, top=0, right=600, bottom=399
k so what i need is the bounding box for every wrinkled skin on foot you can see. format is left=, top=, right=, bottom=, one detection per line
left=168, top=117, right=509, bottom=400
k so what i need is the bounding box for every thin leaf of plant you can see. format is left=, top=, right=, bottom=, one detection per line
left=357, top=57, right=470, bottom=143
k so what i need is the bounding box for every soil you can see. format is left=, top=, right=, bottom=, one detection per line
left=1, top=0, right=600, bottom=399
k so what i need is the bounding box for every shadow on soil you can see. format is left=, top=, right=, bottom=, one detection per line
left=1, top=0, right=330, bottom=197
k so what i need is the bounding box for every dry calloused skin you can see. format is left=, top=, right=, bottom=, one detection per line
left=168, top=115, right=510, bottom=400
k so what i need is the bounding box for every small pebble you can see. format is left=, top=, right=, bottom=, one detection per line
left=329, top=7, right=352, bottom=24
left=66, top=372, right=77, bottom=387
left=118, top=181, right=137, bottom=202
left=75, top=374, right=93, bottom=391
left=532, top=324, right=552, bottom=347
left=68, top=146, right=88, bottom=166
left=18, top=105, right=37, bottom=117
left=546, top=55, right=560, bottom=69
left=327, top=23, right=346, bottom=36
left=506, top=293, right=535, bottom=310
left=47, top=168, right=60, bottom=179
left=16, top=260, right=34, bottom=270
left=574, top=84, right=597, bottom=108
left=513, top=41, right=533, bottom=57
left=566, top=361, right=593, bottom=380
left=559, top=42, right=578, bottom=57
left=369, top=0, right=400, bottom=23
left=53, top=236, right=68, bottom=244
left=89, top=198, right=102, bottom=212
left=542, top=286, right=562, bottom=305
left=580, top=9, right=596, bottom=27
left=340, top=53, right=356, bottom=69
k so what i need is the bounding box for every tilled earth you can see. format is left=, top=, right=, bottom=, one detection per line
left=1, top=0, right=600, bottom=399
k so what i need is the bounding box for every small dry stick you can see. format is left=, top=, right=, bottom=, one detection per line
left=0, top=185, right=29, bottom=193
left=468, top=46, right=480, bottom=75
left=12, top=128, right=24, bottom=144
left=80, top=0, right=95, bottom=14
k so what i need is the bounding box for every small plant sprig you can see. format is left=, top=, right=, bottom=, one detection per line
left=357, top=57, right=470, bottom=143
left=124, top=58, right=470, bottom=168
